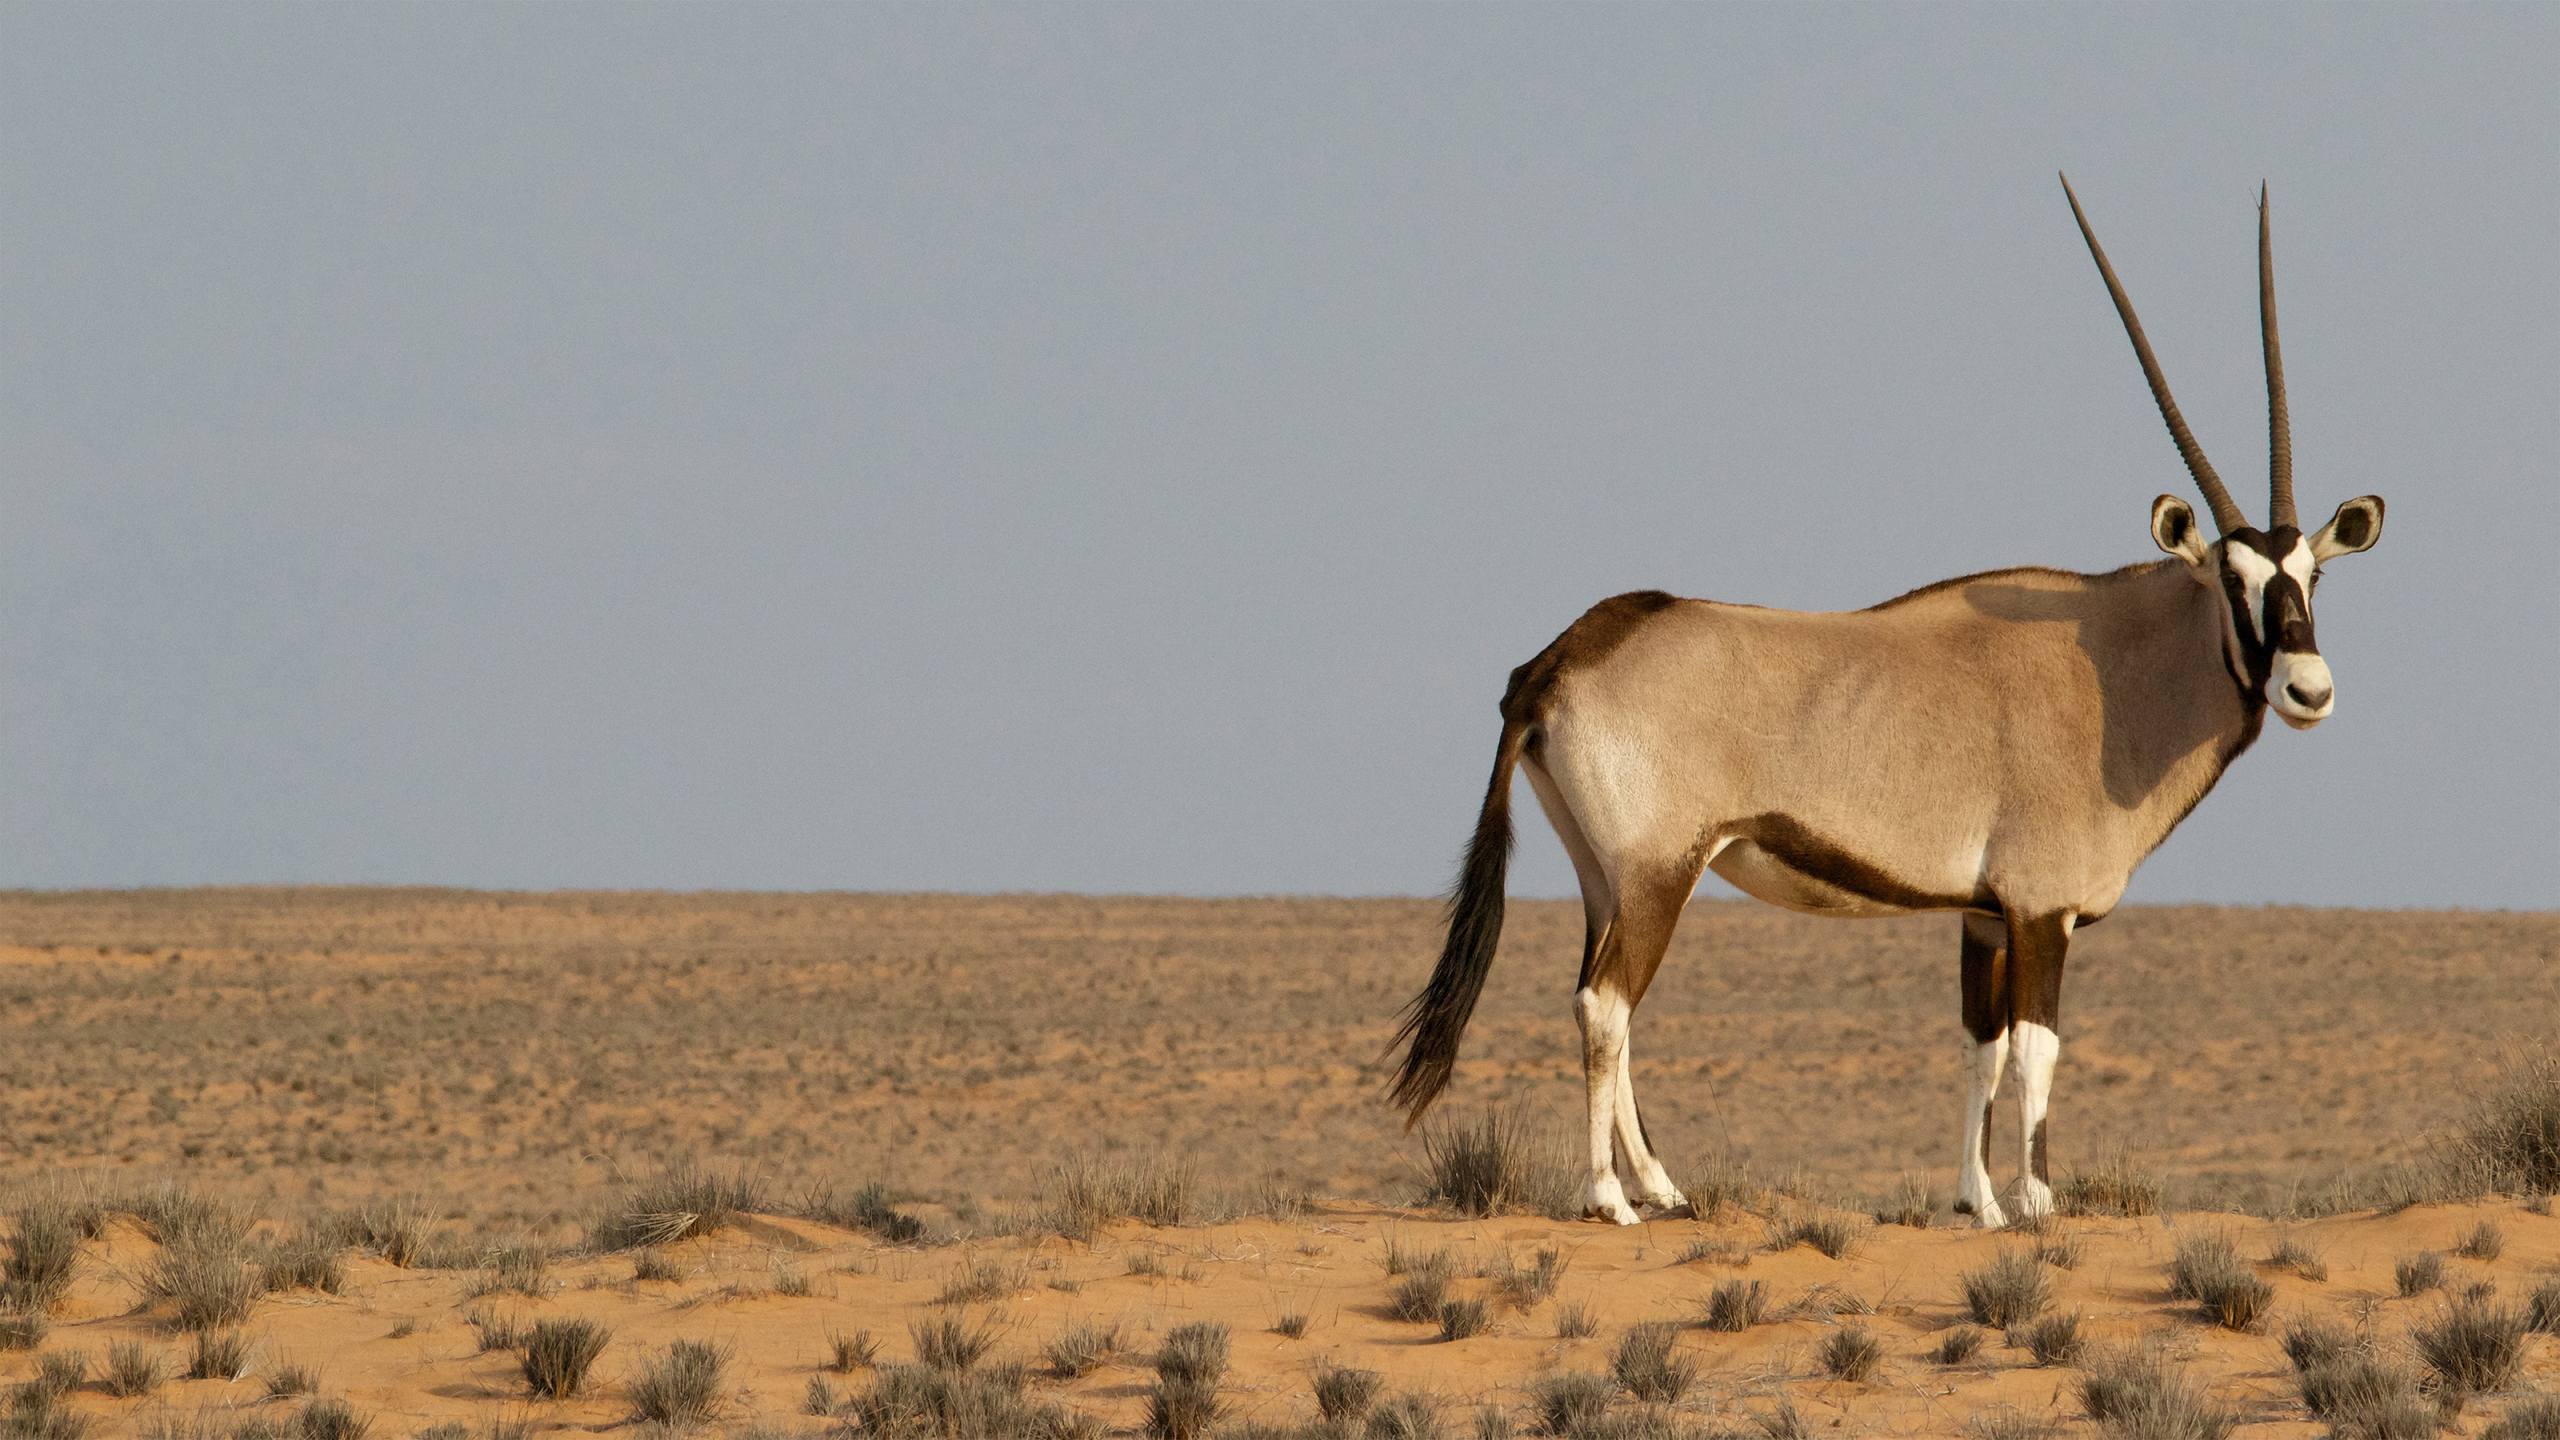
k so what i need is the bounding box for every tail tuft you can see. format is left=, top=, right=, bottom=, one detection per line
left=1385, top=719, right=1526, bottom=1126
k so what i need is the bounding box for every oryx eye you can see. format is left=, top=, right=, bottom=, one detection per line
left=2310, top=568, right=2324, bottom=593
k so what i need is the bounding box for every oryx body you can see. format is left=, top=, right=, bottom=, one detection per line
left=1387, top=178, right=2388, bottom=1227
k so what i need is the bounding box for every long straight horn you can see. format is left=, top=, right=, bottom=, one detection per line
left=2260, top=183, right=2295, bottom=529
left=2059, top=172, right=2247, bottom=534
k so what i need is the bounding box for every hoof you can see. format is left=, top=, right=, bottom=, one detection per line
left=1955, top=1198, right=2010, bottom=1230
left=1635, top=1187, right=1690, bottom=1214
left=1584, top=1202, right=1643, bottom=1227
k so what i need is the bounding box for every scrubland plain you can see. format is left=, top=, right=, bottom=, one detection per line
left=1, top=889, right=2555, bottom=1438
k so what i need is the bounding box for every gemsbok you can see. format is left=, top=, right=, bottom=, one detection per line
left=1387, top=176, right=2387, bottom=1227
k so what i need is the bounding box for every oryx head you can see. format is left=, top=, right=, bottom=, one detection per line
left=2062, top=175, right=2387, bottom=730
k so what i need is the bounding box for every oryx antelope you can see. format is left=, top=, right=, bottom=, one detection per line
left=1387, top=176, right=2387, bottom=1227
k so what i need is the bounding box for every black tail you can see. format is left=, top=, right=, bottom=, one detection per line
left=1386, top=717, right=1528, bottom=1126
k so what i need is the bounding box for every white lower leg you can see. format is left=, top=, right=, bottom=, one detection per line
left=1574, top=986, right=1639, bottom=1224
left=2012, top=1021, right=2059, bottom=1219
left=1956, top=1028, right=2010, bottom=1227
left=1612, top=1036, right=1685, bottom=1210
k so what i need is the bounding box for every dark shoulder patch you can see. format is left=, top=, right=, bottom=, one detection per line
left=1502, top=590, right=1684, bottom=721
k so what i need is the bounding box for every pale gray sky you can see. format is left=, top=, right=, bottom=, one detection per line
left=4, top=4, right=2552, bottom=906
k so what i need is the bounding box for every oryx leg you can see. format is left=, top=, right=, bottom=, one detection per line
left=1575, top=863, right=1700, bottom=1224
left=1955, top=911, right=2012, bottom=1227
left=2008, top=910, right=2074, bottom=1221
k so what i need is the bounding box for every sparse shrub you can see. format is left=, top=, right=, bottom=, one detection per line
left=826, top=1327, right=878, bottom=1372
left=184, top=1327, right=249, bottom=1381
left=2265, top=1237, right=2328, bottom=1282
left=1960, top=1251, right=2049, bottom=1328
left=1820, top=1325, right=1881, bottom=1382
left=2011, top=1310, right=2084, bottom=1366
left=0, top=1308, right=45, bottom=1351
left=1437, top=1297, right=1490, bottom=1341
left=1145, top=1322, right=1228, bottom=1440
left=293, top=1399, right=373, bottom=1440
left=1555, top=1303, right=1597, bottom=1339
left=31, top=1349, right=87, bottom=1399
left=317, top=1195, right=437, bottom=1269
left=1366, top=1393, right=1443, bottom=1440
left=632, top=1249, right=678, bottom=1283
left=1964, top=1412, right=2052, bottom=1440
left=465, top=1308, right=526, bottom=1353
left=1935, top=1325, right=1987, bottom=1365
left=1389, top=1261, right=1453, bottom=1323
left=2057, top=1149, right=2165, bottom=1218
left=266, top=1357, right=318, bottom=1398
left=1776, top=1212, right=1861, bottom=1260
left=1271, top=1313, right=1308, bottom=1339
left=2079, top=1346, right=2233, bottom=1440
left=2456, top=1220, right=2507, bottom=1261
left=2484, top=1394, right=2560, bottom=1440
left=2395, top=1252, right=2444, bottom=1297
left=1313, top=1364, right=1383, bottom=1423
left=257, top=1228, right=344, bottom=1296
left=935, top=1256, right=1027, bottom=1305
left=1702, top=1278, right=1769, bottom=1332
left=849, top=1362, right=1081, bottom=1439
left=2167, top=1231, right=2270, bottom=1330
left=1874, top=1174, right=1936, bottom=1228
left=797, top=1180, right=927, bottom=1245
left=1530, top=1373, right=1614, bottom=1436
left=2528, top=1278, right=2560, bottom=1334
left=470, top=1242, right=548, bottom=1299
left=140, top=1224, right=264, bottom=1330
left=629, top=1338, right=727, bottom=1426
left=2281, top=1315, right=2362, bottom=1374
left=1041, top=1152, right=1196, bottom=1241
left=1421, top=1109, right=1574, bottom=1219
left=4, top=1200, right=83, bottom=1315
left=2443, top=1041, right=2560, bottom=1196
left=593, top=1160, right=765, bottom=1250
left=2414, top=1295, right=2530, bottom=1393
left=101, top=1340, right=166, bottom=1398
left=2297, top=1350, right=2429, bottom=1440
left=1043, top=1320, right=1117, bottom=1378
left=1491, top=1248, right=1565, bottom=1308
left=910, top=1311, right=1001, bottom=1372
left=519, top=1317, right=610, bottom=1398
left=1611, top=1321, right=1696, bottom=1405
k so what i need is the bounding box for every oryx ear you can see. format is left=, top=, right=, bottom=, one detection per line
left=2312, top=494, right=2384, bottom=560
left=2151, top=495, right=2210, bottom=565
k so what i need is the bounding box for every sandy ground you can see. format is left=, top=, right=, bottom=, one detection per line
left=7, top=1197, right=2559, bottom=1437
left=0, top=891, right=2553, bottom=1225
left=2, top=890, right=2556, bottom=1436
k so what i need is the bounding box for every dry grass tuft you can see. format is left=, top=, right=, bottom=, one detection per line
left=2483, top=1394, right=2560, bottom=1440
left=2079, top=1345, right=2233, bottom=1440
left=1610, top=1321, right=1696, bottom=1405
left=1041, top=1152, right=1195, bottom=1242
left=1701, top=1277, right=1769, bottom=1333
left=1365, top=1393, right=1443, bottom=1440
left=1872, top=1174, right=1937, bottom=1228
left=1935, top=1325, right=1987, bottom=1365
left=264, top=1356, right=318, bottom=1398
left=1964, top=1411, right=2053, bottom=1440
left=1312, top=1362, right=1382, bottom=1424
left=2442, top=1042, right=2560, bottom=1197
left=2395, top=1251, right=2445, bottom=1297
left=2166, top=1231, right=2270, bottom=1331
left=1488, top=1247, right=1565, bottom=1308
left=3, top=1200, right=83, bottom=1316
left=2011, top=1310, right=2085, bottom=1366
left=826, top=1327, right=878, bottom=1373
left=2454, top=1219, right=2507, bottom=1261
left=101, top=1339, right=166, bottom=1398
left=258, top=1227, right=345, bottom=1296
left=797, top=1180, right=927, bottom=1245
left=2527, top=1278, right=2560, bottom=1335
left=629, top=1338, right=728, bottom=1427
left=2414, top=1295, right=2530, bottom=1394
left=1388, top=1252, right=1456, bottom=1323
left=519, top=1317, right=610, bottom=1398
left=1042, top=1320, right=1117, bottom=1379
left=935, top=1256, right=1028, bottom=1306
left=593, top=1160, right=764, bottom=1250
left=1819, top=1324, right=1882, bottom=1382
left=2264, top=1236, right=2328, bottom=1282
left=2057, top=1148, right=2165, bottom=1218
left=911, top=1311, right=1003, bottom=1373
left=1144, top=1322, right=1228, bottom=1440
left=295, top=1398, right=374, bottom=1440
left=1555, top=1303, right=1597, bottom=1340
left=140, top=1219, right=264, bottom=1332
left=1420, top=1109, right=1576, bottom=1220
left=1775, top=1211, right=1862, bottom=1261
left=1531, top=1373, right=1615, bottom=1436
left=1959, top=1251, right=2050, bottom=1328
left=1437, top=1296, right=1490, bottom=1341
left=186, top=1327, right=250, bottom=1382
